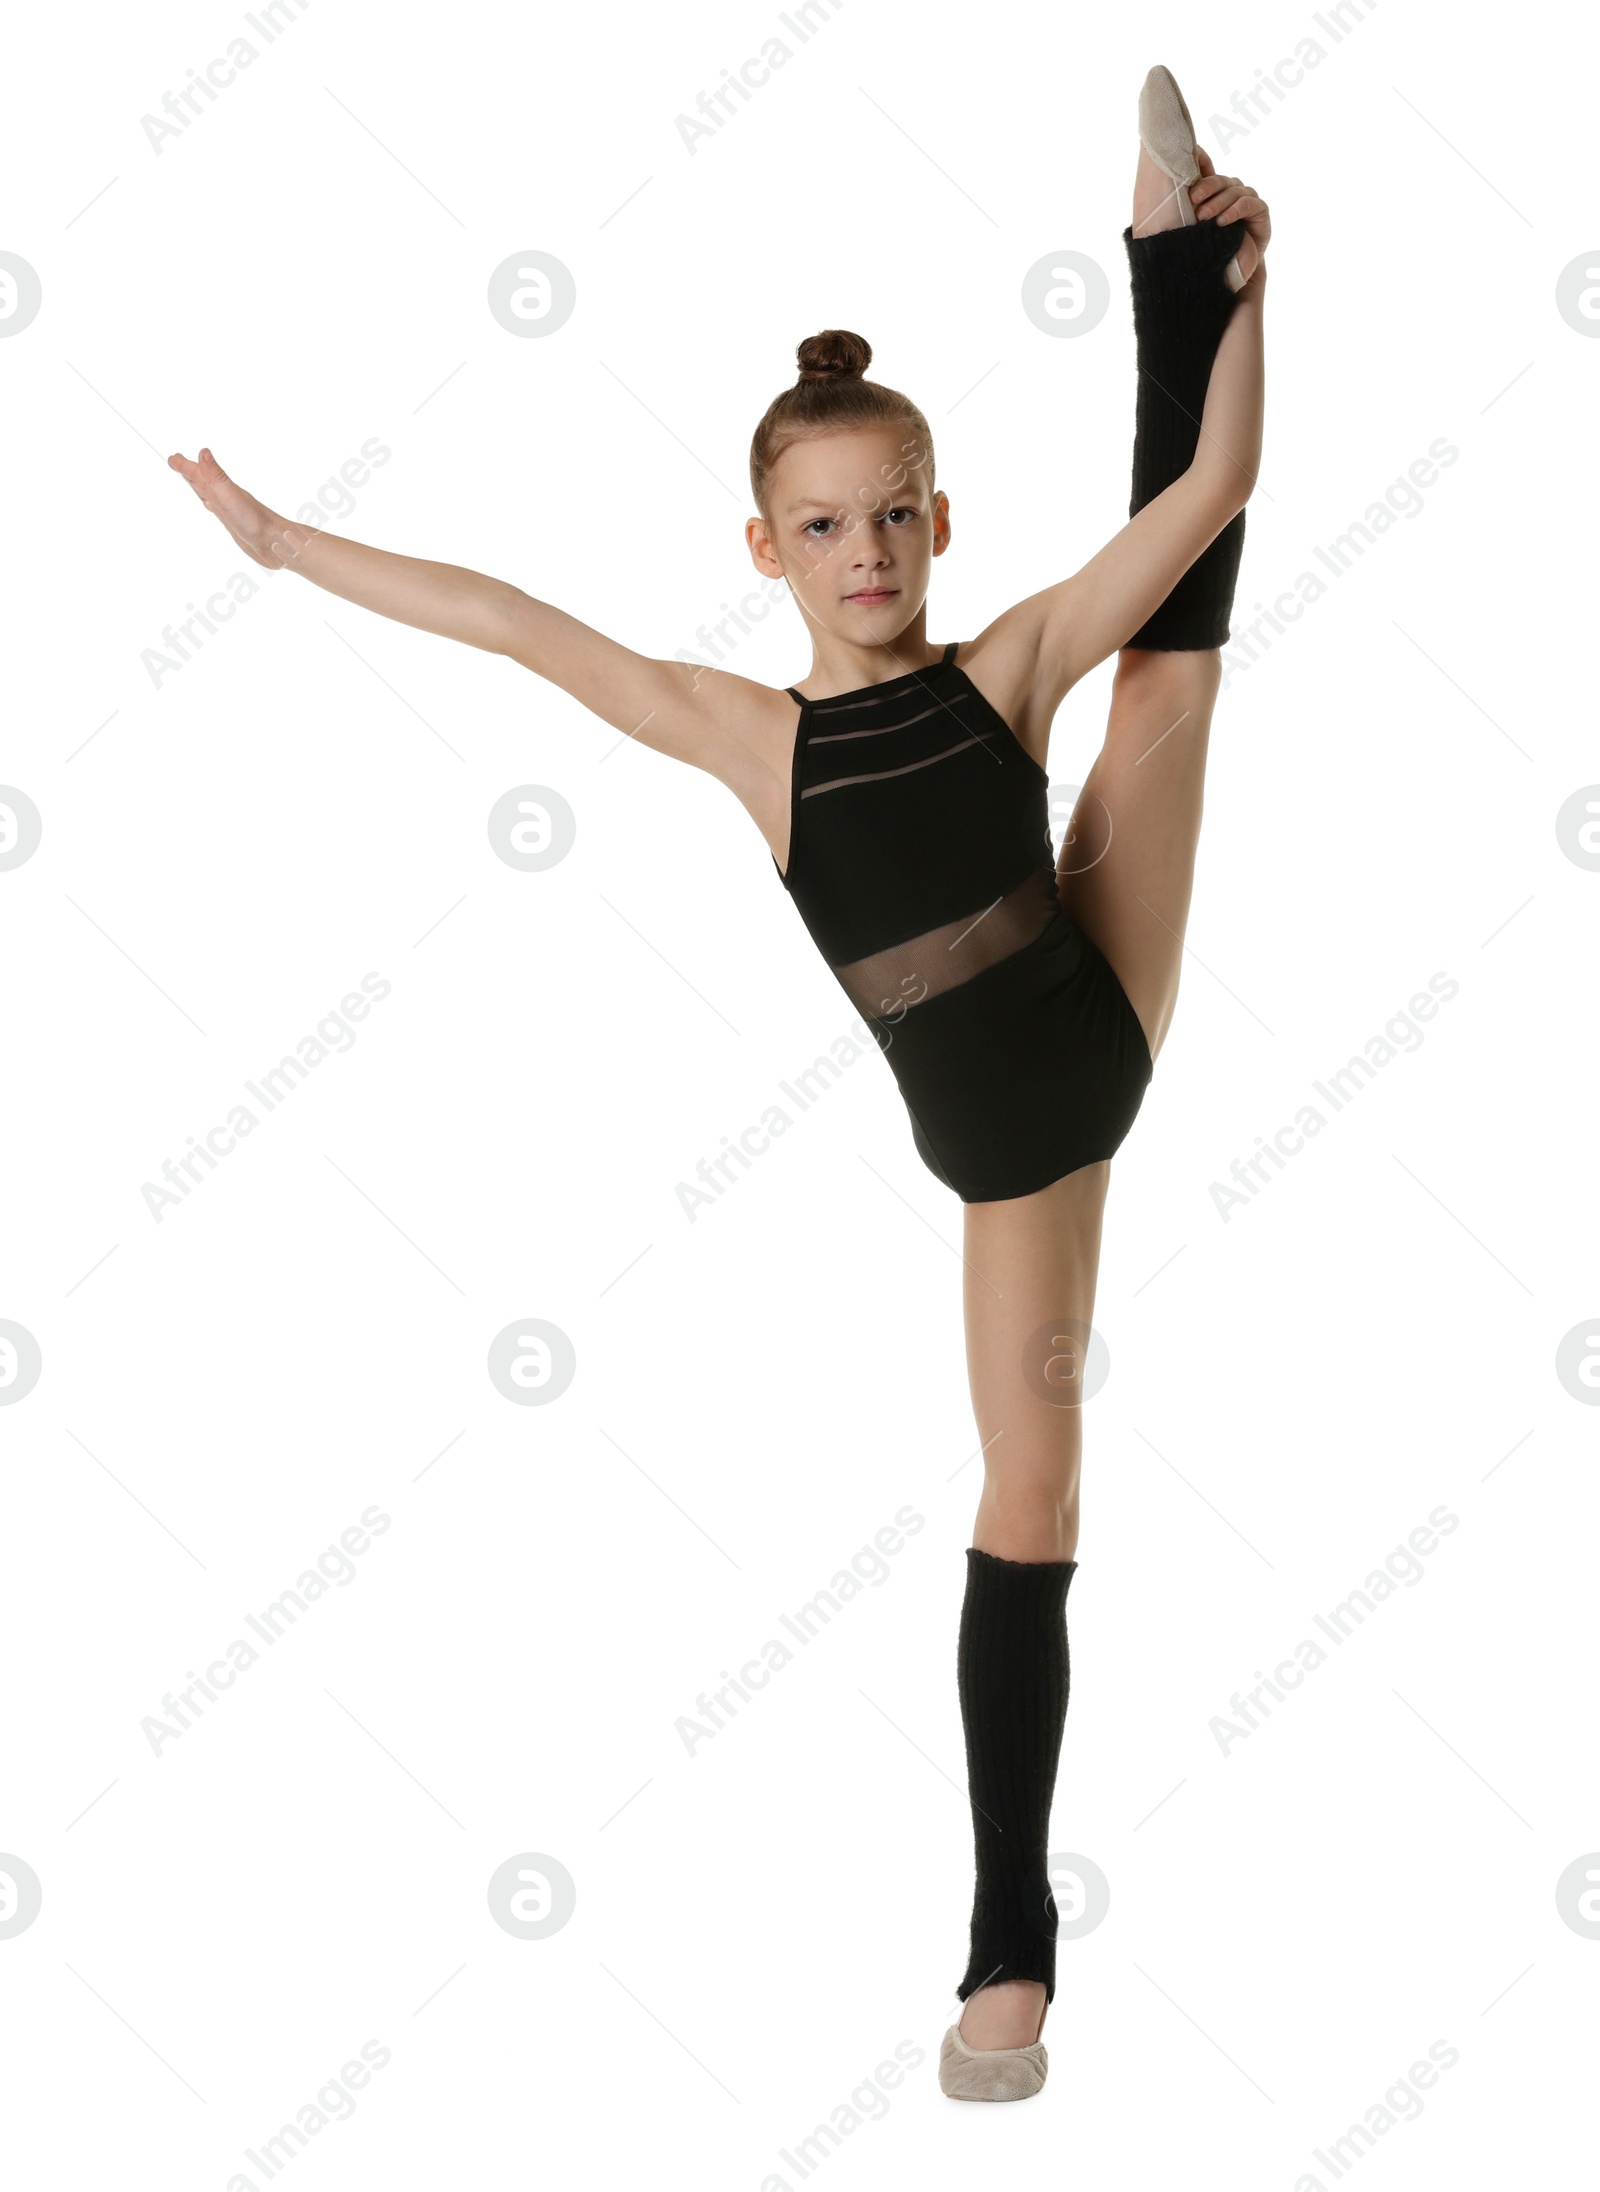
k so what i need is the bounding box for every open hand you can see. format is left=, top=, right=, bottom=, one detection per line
left=167, top=447, right=296, bottom=570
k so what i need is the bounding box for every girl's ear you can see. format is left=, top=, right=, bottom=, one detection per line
left=745, top=513, right=783, bottom=579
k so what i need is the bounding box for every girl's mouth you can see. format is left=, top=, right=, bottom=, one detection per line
left=846, top=588, right=897, bottom=605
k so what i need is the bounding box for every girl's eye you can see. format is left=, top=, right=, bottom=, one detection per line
left=802, top=507, right=917, bottom=539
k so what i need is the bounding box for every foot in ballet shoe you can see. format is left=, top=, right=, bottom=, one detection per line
left=938, top=1988, right=1050, bottom=2103
left=1137, top=65, right=1260, bottom=289
left=1136, top=64, right=1200, bottom=230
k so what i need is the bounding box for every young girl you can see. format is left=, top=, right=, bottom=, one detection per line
left=171, top=64, right=1267, bottom=2107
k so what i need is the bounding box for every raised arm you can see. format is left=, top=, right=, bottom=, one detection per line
left=165, top=448, right=767, bottom=781
left=982, top=172, right=1268, bottom=715
left=1046, top=269, right=1263, bottom=684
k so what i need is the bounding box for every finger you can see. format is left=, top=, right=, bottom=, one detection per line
left=1188, top=171, right=1233, bottom=205
left=1190, top=176, right=1240, bottom=216
left=1194, top=146, right=1217, bottom=177
left=1218, top=193, right=1267, bottom=225
left=1209, top=187, right=1257, bottom=225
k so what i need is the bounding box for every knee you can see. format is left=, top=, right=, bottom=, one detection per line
left=976, top=1471, right=1079, bottom=1563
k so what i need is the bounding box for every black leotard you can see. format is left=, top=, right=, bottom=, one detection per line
left=774, top=642, right=1152, bottom=1202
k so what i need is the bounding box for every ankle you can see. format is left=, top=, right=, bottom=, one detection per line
left=959, top=1979, right=1048, bottom=2047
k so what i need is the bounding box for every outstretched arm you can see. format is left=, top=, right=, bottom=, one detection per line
left=166, top=449, right=763, bottom=779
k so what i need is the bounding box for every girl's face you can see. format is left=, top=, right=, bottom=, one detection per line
left=748, top=424, right=949, bottom=646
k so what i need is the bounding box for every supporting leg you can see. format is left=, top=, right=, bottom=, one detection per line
left=941, top=79, right=1263, bottom=2080
left=964, top=1162, right=1109, bottom=1565
left=953, top=1161, right=1110, bottom=2050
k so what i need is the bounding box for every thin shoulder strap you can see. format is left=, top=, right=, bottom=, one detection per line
left=785, top=684, right=806, bottom=704
left=942, top=640, right=960, bottom=665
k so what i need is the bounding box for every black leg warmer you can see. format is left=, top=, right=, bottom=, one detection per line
left=1123, top=218, right=1247, bottom=650
left=955, top=1547, right=1077, bottom=2003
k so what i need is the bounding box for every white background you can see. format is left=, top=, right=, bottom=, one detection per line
left=2, top=0, right=1596, bottom=2184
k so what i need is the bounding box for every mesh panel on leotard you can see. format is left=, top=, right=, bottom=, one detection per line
left=780, top=649, right=1057, bottom=983
left=830, top=864, right=1060, bottom=1021
left=774, top=645, right=1153, bottom=1201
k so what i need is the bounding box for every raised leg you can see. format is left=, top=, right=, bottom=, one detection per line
left=1055, top=112, right=1252, bottom=1055
left=1056, top=644, right=1221, bottom=1060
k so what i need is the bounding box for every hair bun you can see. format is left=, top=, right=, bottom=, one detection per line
left=796, top=329, right=871, bottom=382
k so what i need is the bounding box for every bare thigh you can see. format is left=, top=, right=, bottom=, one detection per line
left=962, top=1160, right=1111, bottom=1564
left=1057, top=645, right=1222, bottom=1061
left=958, top=651, right=1221, bottom=1556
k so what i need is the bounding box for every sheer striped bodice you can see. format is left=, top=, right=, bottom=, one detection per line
left=775, top=643, right=1059, bottom=1022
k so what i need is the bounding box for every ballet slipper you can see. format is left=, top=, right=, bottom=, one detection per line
left=1138, top=64, right=1200, bottom=229
left=937, top=1991, right=1050, bottom=2103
